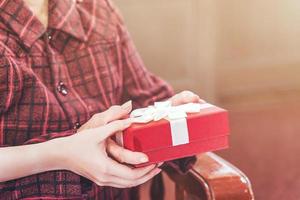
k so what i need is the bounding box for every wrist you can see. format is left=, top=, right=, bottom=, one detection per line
left=36, top=137, right=69, bottom=172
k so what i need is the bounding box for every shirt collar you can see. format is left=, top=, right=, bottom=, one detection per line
left=0, top=0, right=86, bottom=48
left=48, top=0, right=86, bottom=42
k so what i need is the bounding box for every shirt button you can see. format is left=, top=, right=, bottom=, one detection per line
left=46, top=32, right=52, bottom=40
left=73, top=122, right=81, bottom=130
left=57, top=81, right=68, bottom=96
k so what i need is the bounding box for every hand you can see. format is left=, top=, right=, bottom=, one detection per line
left=169, top=90, right=205, bottom=106
left=54, top=102, right=161, bottom=188
left=78, top=101, right=150, bottom=165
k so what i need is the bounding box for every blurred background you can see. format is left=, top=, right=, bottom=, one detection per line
left=115, top=0, right=300, bottom=199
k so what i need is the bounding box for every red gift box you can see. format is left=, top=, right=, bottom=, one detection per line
left=117, top=103, right=229, bottom=166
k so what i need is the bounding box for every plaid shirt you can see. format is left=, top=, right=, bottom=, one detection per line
left=0, top=0, right=176, bottom=199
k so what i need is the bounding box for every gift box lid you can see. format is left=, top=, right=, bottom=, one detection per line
left=123, top=105, right=229, bottom=152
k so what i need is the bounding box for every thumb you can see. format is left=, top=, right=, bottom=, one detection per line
left=94, top=118, right=133, bottom=141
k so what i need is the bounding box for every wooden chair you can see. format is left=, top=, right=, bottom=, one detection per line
left=140, top=152, right=254, bottom=200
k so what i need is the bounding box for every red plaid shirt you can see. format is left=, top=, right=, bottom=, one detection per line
left=0, top=0, right=176, bottom=199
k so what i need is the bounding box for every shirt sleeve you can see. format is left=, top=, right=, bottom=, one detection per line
left=117, top=20, right=174, bottom=108
left=0, top=56, right=74, bottom=147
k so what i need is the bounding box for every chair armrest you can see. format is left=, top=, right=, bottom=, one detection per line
left=164, top=152, right=254, bottom=200
left=189, top=152, right=254, bottom=200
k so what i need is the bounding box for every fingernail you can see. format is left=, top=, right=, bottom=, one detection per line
left=121, top=100, right=132, bottom=111
left=157, top=162, right=164, bottom=167
left=139, top=156, right=148, bottom=163
left=155, top=168, right=162, bottom=174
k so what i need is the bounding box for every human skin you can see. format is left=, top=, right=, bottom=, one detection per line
left=0, top=0, right=203, bottom=188
left=0, top=90, right=202, bottom=187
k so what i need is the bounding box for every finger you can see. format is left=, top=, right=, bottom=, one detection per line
left=171, top=91, right=203, bottom=106
left=102, top=183, right=128, bottom=188
left=199, top=99, right=206, bottom=103
left=157, top=162, right=164, bottom=167
left=84, top=174, right=128, bottom=188
left=101, top=101, right=132, bottom=123
left=94, top=118, right=133, bottom=140
left=180, top=91, right=200, bottom=103
left=132, top=168, right=161, bottom=187
left=106, top=158, right=156, bottom=180
left=107, top=139, right=149, bottom=164
left=105, top=168, right=161, bottom=188
left=92, top=101, right=133, bottom=127
left=78, top=101, right=132, bottom=132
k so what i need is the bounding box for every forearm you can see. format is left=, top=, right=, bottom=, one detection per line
left=0, top=138, right=65, bottom=182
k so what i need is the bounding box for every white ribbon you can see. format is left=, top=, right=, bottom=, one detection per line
left=129, top=101, right=214, bottom=146
left=131, top=101, right=214, bottom=123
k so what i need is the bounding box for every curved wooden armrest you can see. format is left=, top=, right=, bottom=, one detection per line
left=163, top=152, right=254, bottom=200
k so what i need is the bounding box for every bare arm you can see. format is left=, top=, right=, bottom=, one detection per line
left=0, top=139, right=63, bottom=182
left=0, top=103, right=161, bottom=188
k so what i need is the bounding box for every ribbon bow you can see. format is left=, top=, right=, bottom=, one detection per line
left=130, top=101, right=214, bottom=123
